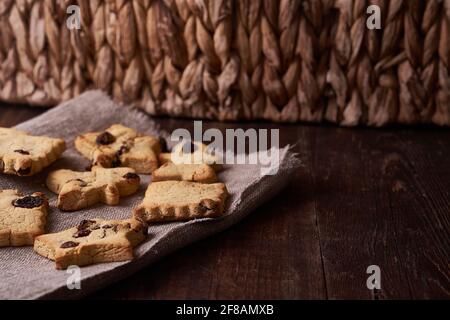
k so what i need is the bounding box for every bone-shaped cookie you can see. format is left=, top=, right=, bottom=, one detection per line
left=46, top=166, right=140, bottom=211
left=158, top=140, right=223, bottom=171
left=152, top=163, right=218, bottom=183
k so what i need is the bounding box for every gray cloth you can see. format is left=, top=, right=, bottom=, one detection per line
left=0, top=91, right=301, bottom=299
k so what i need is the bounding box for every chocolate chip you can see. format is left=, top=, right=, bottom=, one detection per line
left=182, top=141, right=198, bottom=153
left=117, top=145, right=129, bottom=156
left=76, top=229, right=91, bottom=237
left=159, top=137, right=168, bottom=152
left=17, top=167, right=31, bottom=176
left=14, top=149, right=30, bottom=155
left=12, top=196, right=44, bottom=209
left=77, top=219, right=96, bottom=230
left=73, top=229, right=91, bottom=238
left=60, top=241, right=79, bottom=249
left=103, top=224, right=119, bottom=232
left=96, top=131, right=115, bottom=145
left=111, top=154, right=121, bottom=168
left=198, top=202, right=213, bottom=214
left=133, top=225, right=148, bottom=236
left=123, top=172, right=139, bottom=180
left=70, top=179, right=88, bottom=187
left=0, top=159, right=4, bottom=172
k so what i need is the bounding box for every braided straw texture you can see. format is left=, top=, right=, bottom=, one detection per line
left=0, top=0, right=449, bottom=126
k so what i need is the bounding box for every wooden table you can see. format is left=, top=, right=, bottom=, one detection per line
left=1, top=102, right=449, bottom=299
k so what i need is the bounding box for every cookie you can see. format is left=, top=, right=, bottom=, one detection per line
left=133, top=181, right=228, bottom=222
left=0, top=127, right=66, bottom=176
left=158, top=140, right=223, bottom=171
left=75, top=124, right=161, bottom=174
left=152, top=163, right=217, bottom=183
left=0, top=189, right=48, bottom=247
left=34, top=218, right=146, bottom=269
left=46, top=166, right=141, bottom=211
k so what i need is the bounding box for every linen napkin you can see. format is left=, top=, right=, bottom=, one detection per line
left=0, top=91, right=301, bottom=299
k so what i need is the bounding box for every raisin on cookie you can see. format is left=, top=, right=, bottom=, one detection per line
left=133, top=181, right=228, bottom=222
left=46, top=166, right=141, bottom=211
left=34, top=218, right=147, bottom=269
left=158, top=140, right=223, bottom=171
left=0, top=189, right=48, bottom=247
left=153, top=163, right=217, bottom=183
left=0, top=127, right=66, bottom=176
left=75, top=124, right=161, bottom=174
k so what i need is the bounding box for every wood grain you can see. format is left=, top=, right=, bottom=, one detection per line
left=0, top=103, right=43, bottom=127
left=0, top=103, right=449, bottom=299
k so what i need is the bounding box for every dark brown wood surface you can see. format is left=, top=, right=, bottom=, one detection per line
left=1, top=103, right=449, bottom=299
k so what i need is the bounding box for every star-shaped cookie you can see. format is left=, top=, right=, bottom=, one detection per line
left=133, top=181, right=228, bottom=222
left=0, top=189, right=48, bottom=247
left=46, top=166, right=141, bottom=211
left=74, top=124, right=161, bottom=174
left=34, top=218, right=147, bottom=269
left=0, top=127, right=66, bottom=176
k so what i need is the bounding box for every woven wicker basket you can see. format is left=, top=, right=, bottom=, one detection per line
left=0, top=0, right=449, bottom=126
